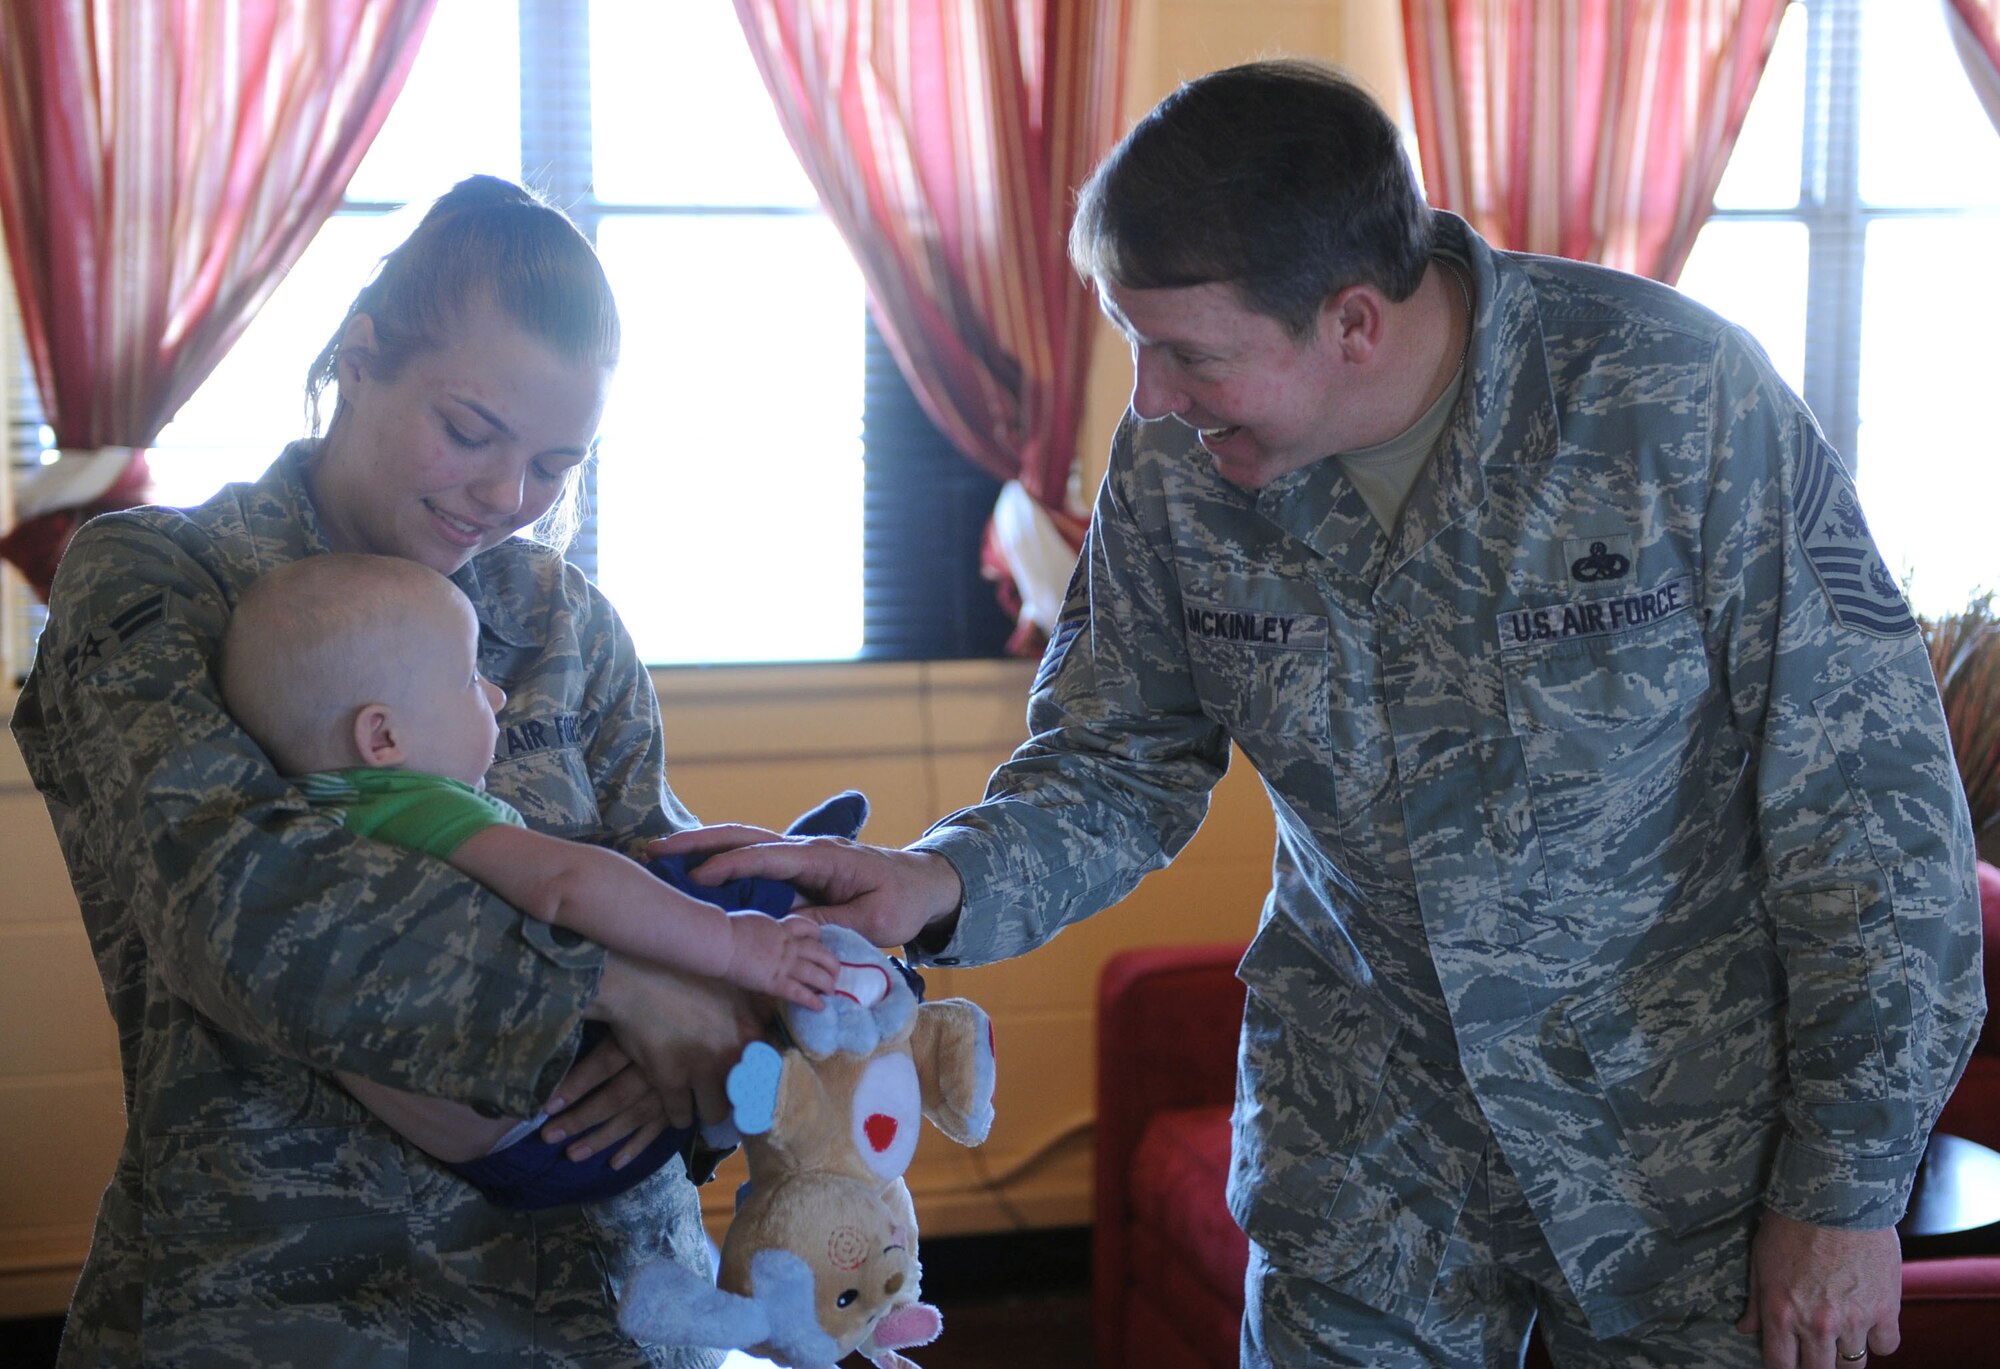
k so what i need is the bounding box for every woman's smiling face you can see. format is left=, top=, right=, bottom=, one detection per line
left=309, top=301, right=609, bottom=577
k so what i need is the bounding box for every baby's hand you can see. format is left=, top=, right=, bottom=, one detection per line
left=726, top=911, right=841, bottom=1009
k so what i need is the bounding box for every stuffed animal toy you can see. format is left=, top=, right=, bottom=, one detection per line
left=619, top=924, right=997, bottom=1369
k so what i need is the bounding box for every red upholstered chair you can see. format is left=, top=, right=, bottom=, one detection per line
left=1093, top=864, right=2000, bottom=1367
left=1094, top=942, right=1249, bottom=1369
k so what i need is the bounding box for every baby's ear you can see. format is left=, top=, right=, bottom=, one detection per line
left=352, top=702, right=404, bottom=768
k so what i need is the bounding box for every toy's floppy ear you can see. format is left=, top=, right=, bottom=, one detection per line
left=616, top=1250, right=845, bottom=1368
left=616, top=1257, right=770, bottom=1352
left=909, top=998, right=996, bottom=1147
left=868, top=1300, right=942, bottom=1353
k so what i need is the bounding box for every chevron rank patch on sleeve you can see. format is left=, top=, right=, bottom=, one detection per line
left=1791, top=438, right=1916, bottom=638
left=63, top=589, right=167, bottom=681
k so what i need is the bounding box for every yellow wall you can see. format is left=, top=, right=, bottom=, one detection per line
left=0, top=0, right=1404, bottom=1319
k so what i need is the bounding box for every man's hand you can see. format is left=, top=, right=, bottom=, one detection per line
left=584, top=953, right=768, bottom=1130
left=1737, top=1208, right=1901, bottom=1368
left=650, top=827, right=965, bottom=950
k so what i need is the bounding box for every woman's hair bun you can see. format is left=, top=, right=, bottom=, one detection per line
left=443, top=173, right=543, bottom=211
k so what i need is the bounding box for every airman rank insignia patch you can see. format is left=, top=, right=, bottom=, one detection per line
left=1792, top=439, right=1915, bottom=638
left=63, top=590, right=165, bottom=681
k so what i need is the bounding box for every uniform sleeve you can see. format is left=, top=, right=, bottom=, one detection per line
left=569, top=571, right=699, bottom=851
left=1699, top=330, right=1985, bottom=1228
left=19, top=516, right=600, bottom=1116
left=913, top=417, right=1234, bottom=965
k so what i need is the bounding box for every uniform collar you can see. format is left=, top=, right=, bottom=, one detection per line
left=452, top=552, right=540, bottom=648
left=1443, top=211, right=1562, bottom=477
left=1254, top=457, right=1386, bottom=586
left=255, top=441, right=335, bottom=567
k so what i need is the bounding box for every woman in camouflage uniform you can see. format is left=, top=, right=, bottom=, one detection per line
left=12, top=176, right=748, bottom=1367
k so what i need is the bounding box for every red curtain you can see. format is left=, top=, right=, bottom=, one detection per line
left=0, top=0, right=436, bottom=598
left=1402, top=0, right=1789, bottom=284
left=1947, top=0, right=2000, bottom=131
left=732, top=0, right=1127, bottom=651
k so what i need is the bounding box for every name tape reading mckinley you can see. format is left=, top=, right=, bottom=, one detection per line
left=1183, top=602, right=1331, bottom=651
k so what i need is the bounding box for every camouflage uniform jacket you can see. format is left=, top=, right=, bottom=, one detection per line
left=11, top=444, right=721, bottom=1367
left=912, top=214, right=1984, bottom=1335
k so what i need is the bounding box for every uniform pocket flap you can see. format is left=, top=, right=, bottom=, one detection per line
left=1501, top=605, right=1708, bottom=734
left=1239, top=913, right=1399, bottom=1082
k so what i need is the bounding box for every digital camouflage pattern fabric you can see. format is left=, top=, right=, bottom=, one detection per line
left=913, top=214, right=1984, bottom=1337
left=12, top=444, right=720, bottom=1367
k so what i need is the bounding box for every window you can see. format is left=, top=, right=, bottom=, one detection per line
left=1676, top=0, right=2000, bottom=618
left=101, top=0, right=1007, bottom=666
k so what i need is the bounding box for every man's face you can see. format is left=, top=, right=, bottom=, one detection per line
left=1098, top=278, right=1351, bottom=490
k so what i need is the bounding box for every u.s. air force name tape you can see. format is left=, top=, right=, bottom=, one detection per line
left=1496, top=576, right=1694, bottom=653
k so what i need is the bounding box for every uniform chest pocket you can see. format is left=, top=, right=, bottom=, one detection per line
left=1184, top=608, right=1331, bottom=751
left=1499, top=608, right=1715, bottom=899
left=487, top=730, right=601, bottom=838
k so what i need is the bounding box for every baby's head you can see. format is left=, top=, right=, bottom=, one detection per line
left=219, top=553, right=503, bottom=785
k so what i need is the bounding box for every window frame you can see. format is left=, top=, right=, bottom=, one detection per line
left=1, top=0, right=1012, bottom=678
left=1700, top=0, right=1998, bottom=473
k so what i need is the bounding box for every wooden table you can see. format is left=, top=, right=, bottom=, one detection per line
left=1898, top=1132, right=2000, bottom=1259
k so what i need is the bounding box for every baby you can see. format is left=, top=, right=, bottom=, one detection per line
left=217, top=552, right=842, bottom=1204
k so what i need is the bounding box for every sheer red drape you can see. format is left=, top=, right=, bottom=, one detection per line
left=732, top=0, right=1128, bottom=650
left=0, top=0, right=436, bottom=597
left=1402, top=0, right=1788, bottom=284
left=1947, top=0, right=2000, bottom=130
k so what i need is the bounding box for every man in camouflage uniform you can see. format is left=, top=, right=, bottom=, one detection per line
left=681, top=62, right=1984, bottom=1367
left=13, top=443, right=725, bottom=1367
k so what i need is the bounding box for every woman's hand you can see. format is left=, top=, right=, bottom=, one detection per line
left=650, top=828, right=964, bottom=950
left=539, top=1034, right=669, bottom=1168
left=584, top=953, right=769, bottom=1130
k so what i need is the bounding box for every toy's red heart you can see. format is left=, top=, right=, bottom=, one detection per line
left=864, top=1113, right=898, bottom=1153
